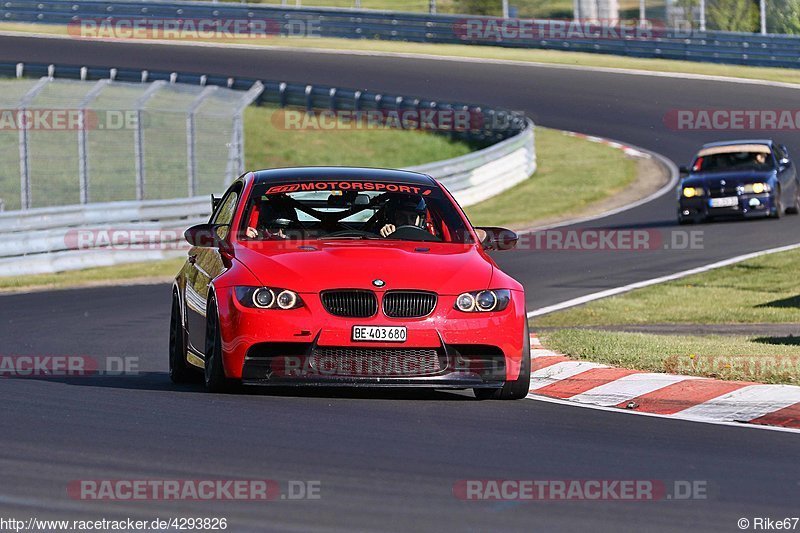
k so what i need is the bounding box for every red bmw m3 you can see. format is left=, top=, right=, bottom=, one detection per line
left=169, top=167, right=530, bottom=399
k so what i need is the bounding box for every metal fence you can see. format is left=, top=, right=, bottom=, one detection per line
left=2, top=0, right=800, bottom=68
left=0, top=71, right=262, bottom=211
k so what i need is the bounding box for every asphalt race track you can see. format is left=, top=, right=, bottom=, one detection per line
left=1, top=35, right=799, bottom=531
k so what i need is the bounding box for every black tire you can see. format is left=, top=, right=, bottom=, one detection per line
left=204, top=298, right=235, bottom=393
left=169, top=292, right=195, bottom=384
left=474, top=322, right=531, bottom=400
left=786, top=182, right=800, bottom=215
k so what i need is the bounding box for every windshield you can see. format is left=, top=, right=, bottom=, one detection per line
left=239, top=180, right=473, bottom=244
left=692, top=150, right=775, bottom=173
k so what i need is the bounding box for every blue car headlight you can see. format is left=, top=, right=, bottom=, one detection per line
left=741, top=183, right=770, bottom=194
left=682, top=186, right=705, bottom=198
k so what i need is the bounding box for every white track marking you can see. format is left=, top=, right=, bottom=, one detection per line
left=525, top=394, right=800, bottom=434
left=675, top=385, right=800, bottom=423
left=3, top=30, right=800, bottom=90
left=528, top=242, right=800, bottom=317
left=567, top=372, right=695, bottom=406
left=528, top=361, right=607, bottom=391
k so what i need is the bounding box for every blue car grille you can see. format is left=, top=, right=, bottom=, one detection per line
left=708, top=186, right=737, bottom=198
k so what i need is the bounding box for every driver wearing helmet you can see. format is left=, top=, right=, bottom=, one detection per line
left=379, top=196, right=432, bottom=238
left=245, top=195, right=296, bottom=239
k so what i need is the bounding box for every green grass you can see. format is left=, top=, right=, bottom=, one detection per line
left=244, top=105, right=471, bottom=168
left=465, top=127, right=636, bottom=227
left=2, top=22, right=799, bottom=85
left=535, top=248, right=800, bottom=327
left=541, top=330, right=800, bottom=385
left=541, top=329, right=800, bottom=385
left=534, top=247, right=800, bottom=384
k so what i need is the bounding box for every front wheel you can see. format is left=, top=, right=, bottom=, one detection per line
left=474, top=322, right=531, bottom=400
left=204, top=298, right=236, bottom=393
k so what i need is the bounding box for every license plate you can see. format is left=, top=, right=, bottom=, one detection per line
left=709, top=196, right=739, bottom=208
left=352, top=326, right=407, bottom=342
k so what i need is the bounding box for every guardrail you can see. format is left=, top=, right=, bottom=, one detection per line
left=2, top=0, right=800, bottom=68
left=0, top=61, right=535, bottom=276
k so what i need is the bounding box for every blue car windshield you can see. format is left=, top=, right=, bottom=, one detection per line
left=693, top=151, right=775, bottom=173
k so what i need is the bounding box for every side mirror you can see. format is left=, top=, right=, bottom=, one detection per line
left=779, top=157, right=791, bottom=166
left=211, top=194, right=222, bottom=210
left=679, top=165, right=690, bottom=176
left=184, top=223, right=228, bottom=248
left=475, top=226, right=518, bottom=251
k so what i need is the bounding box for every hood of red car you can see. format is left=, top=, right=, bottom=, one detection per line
left=235, top=240, right=494, bottom=295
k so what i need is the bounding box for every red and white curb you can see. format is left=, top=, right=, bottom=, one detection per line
left=526, top=336, right=800, bottom=431
left=562, top=131, right=650, bottom=159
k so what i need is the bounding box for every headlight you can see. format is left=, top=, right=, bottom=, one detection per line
left=254, top=288, right=275, bottom=308
left=742, top=182, right=770, bottom=194
left=235, top=287, right=303, bottom=309
left=276, top=290, right=298, bottom=310
left=455, top=293, right=476, bottom=312
left=682, top=187, right=704, bottom=198
left=454, top=290, right=511, bottom=313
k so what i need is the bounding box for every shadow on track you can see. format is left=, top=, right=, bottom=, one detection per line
left=3, top=371, right=473, bottom=401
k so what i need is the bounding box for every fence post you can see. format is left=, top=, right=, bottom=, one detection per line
left=76, top=79, right=110, bottom=204
left=132, top=80, right=166, bottom=201
left=186, top=86, right=218, bottom=197
left=17, top=77, right=52, bottom=210
left=226, top=81, right=265, bottom=185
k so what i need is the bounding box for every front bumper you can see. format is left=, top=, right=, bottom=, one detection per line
left=679, top=192, right=774, bottom=220
left=215, top=287, right=527, bottom=384
left=240, top=340, right=508, bottom=388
